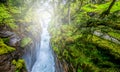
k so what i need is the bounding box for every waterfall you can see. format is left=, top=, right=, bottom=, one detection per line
left=23, top=13, right=55, bottom=72
left=31, top=19, right=55, bottom=72
left=23, top=0, right=55, bottom=72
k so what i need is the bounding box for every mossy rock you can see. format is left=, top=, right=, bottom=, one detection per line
left=0, top=38, right=15, bottom=55
left=0, top=4, right=18, bottom=30
left=12, top=59, right=25, bottom=71
left=82, top=1, right=120, bottom=13
left=92, top=35, right=120, bottom=54
left=20, top=37, right=32, bottom=47
left=108, top=32, right=120, bottom=41
left=88, top=35, right=120, bottom=59
left=2, top=38, right=10, bottom=44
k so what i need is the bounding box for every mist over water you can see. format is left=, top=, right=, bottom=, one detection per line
left=31, top=18, right=55, bottom=72
left=23, top=0, right=55, bottom=72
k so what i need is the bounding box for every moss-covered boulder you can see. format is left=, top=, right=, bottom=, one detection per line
left=0, top=38, right=15, bottom=55
left=12, top=59, right=26, bottom=72
left=20, top=37, right=32, bottom=48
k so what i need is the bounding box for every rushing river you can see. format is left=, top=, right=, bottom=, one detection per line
left=31, top=21, right=55, bottom=72
left=23, top=15, right=55, bottom=72
left=23, top=0, right=55, bottom=72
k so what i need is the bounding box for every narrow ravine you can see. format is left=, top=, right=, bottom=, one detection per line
left=23, top=0, right=55, bottom=72
left=23, top=13, right=55, bottom=72
left=31, top=19, right=55, bottom=72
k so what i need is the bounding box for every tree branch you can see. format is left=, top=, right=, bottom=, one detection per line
left=100, top=0, right=116, bottom=18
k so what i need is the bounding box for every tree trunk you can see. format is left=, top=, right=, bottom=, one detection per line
left=100, top=0, right=116, bottom=18
left=68, top=2, right=71, bottom=25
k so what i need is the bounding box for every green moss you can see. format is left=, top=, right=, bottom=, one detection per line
left=0, top=4, right=18, bottom=30
left=108, top=32, right=120, bottom=40
left=20, top=37, right=32, bottom=47
left=77, top=69, right=82, bottom=72
left=10, top=6, right=21, bottom=14
left=53, top=46, right=59, bottom=54
left=0, top=38, right=15, bottom=55
left=12, top=59, right=25, bottom=71
left=2, top=38, right=10, bottom=44
left=90, top=35, right=120, bottom=55
left=50, top=25, right=120, bottom=71
left=98, top=61, right=114, bottom=68
left=82, top=1, right=120, bottom=13
left=49, top=1, right=120, bottom=71
left=6, top=22, right=18, bottom=29
left=110, top=1, right=120, bottom=12
left=0, top=4, right=11, bottom=22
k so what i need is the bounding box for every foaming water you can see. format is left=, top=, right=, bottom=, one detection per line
left=23, top=18, right=55, bottom=72
left=23, top=0, right=55, bottom=72
left=31, top=24, right=55, bottom=72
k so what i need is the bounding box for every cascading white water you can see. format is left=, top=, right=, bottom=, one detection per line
left=23, top=0, right=55, bottom=72
left=31, top=19, right=55, bottom=72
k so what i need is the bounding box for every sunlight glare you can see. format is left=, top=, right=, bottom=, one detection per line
left=35, top=5, right=52, bottom=28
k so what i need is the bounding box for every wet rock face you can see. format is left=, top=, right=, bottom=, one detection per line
left=0, top=47, right=24, bottom=72
left=0, top=31, right=14, bottom=38
left=0, top=51, right=23, bottom=72
left=0, top=31, right=21, bottom=47
left=9, top=34, right=21, bottom=47
left=0, top=54, right=16, bottom=72
left=0, top=30, right=24, bottom=72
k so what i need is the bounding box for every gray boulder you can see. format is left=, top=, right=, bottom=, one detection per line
left=0, top=31, right=21, bottom=46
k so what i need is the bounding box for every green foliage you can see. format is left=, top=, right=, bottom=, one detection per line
left=50, top=1, right=120, bottom=71
left=110, top=1, right=120, bottom=12
left=9, top=0, right=24, bottom=7
left=0, top=4, right=11, bottom=23
left=51, top=24, right=120, bottom=71
left=10, top=7, right=21, bottom=14
left=77, top=69, right=82, bottom=72
left=90, top=35, right=120, bottom=56
left=87, top=35, right=120, bottom=63
left=0, top=0, right=120, bottom=71
left=108, top=32, right=120, bottom=40
left=2, top=38, right=10, bottom=44
left=0, top=38, right=15, bottom=55
left=82, top=1, right=120, bottom=13
left=0, top=4, right=18, bottom=29
left=20, top=37, right=32, bottom=47
left=12, top=59, right=25, bottom=71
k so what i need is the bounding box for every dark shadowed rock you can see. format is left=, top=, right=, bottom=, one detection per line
left=0, top=31, right=14, bottom=38
left=0, top=30, right=26, bottom=72
left=0, top=30, right=21, bottom=47
left=0, top=54, right=15, bottom=72
left=87, top=12, right=96, bottom=17
left=9, top=34, right=21, bottom=47
left=0, top=46, right=25, bottom=72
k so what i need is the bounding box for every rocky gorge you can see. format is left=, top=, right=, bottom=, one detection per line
left=0, top=0, right=120, bottom=72
left=0, top=26, right=26, bottom=72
